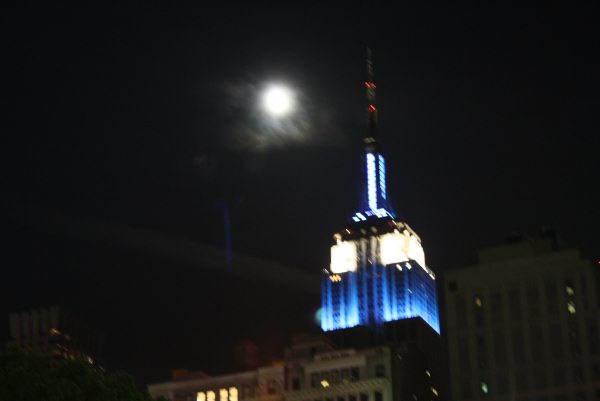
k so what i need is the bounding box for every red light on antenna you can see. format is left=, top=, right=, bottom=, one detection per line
left=368, top=105, right=376, bottom=112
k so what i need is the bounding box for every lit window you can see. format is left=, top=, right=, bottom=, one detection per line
left=480, top=381, right=489, bottom=395
left=320, top=380, right=329, bottom=388
left=425, top=370, right=431, bottom=377
left=220, top=389, right=228, bottom=401
left=197, top=392, right=206, bottom=401
left=207, top=391, right=215, bottom=401
left=229, top=388, right=238, bottom=401
left=474, top=296, right=483, bottom=307
left=431, top=387, right=438, bottom=396
left=567, top=301, right=576, bottom=314
left=566, top=286, right=575, bottom=296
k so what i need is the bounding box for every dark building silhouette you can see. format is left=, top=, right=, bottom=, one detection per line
left=8, top=306, right=104, bottom=367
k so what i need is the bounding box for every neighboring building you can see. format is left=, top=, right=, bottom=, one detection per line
left=287, top=328, right=441, bottom=401
left=320, top=51, right=439, bottom=335
left=8, top=305, right=104, bottom=366
left=148, top=364, right=285, bottom=401
left=149, top=334, right=440, bottom=401
left=443, top=231, right=600, bottom=401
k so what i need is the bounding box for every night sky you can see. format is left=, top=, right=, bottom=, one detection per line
left=3, top=1, right=599, bottom=387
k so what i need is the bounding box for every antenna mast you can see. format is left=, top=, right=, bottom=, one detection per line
left=365, top=47, right=378, bottom=149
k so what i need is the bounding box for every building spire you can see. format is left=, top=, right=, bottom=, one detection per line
left=365, top=47, right=378, bottom=150
left=352, top=48, right=394, bottom=221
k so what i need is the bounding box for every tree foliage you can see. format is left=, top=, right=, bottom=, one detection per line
left=0, top=345, right=165, bottom=401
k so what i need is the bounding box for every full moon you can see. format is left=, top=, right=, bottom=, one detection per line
left=262, top=85, right=294, bottom=117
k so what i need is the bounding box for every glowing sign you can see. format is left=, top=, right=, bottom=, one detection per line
left=331, top=241, right=358, bottom=273
left=367, top=153, right=377, bottom=210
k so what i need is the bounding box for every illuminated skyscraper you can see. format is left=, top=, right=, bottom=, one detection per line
left=321, top=50, right=440, bottom=334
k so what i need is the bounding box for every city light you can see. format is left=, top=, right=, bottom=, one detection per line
left=378, top=155, right=386, bottom=200
left=367, top=153, right=377, bottom=210
left=330, top=240, right=358, bottom=273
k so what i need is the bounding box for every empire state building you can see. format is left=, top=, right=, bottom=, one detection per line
left=321, top=51, right=440, bottom=334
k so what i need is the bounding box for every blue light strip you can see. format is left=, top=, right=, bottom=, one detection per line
left=366, top=153, right=377, bottom=211
left=378, top=155, right=387, bottom=200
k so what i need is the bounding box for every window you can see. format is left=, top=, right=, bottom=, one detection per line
left=455, top=296, right=467, bottom=328
left=448, top=281, right=458, bottom=291
left=549, top=324, right=563, bottom=358
left=267, top=380, right=276, bottom=395
left=508, top=289, right=522, bottom=320
left=349, top=395, right=357, bottom=401
left=526, top=284, right=540, bottom=318
left=337, top=397, right=345, bottom=401
left=374, top=392, right=382, bottom=401
left=311, top=373, right=319, bottom=388
left=360, top=393, right=368, bottom=401
left=490, top=293, right=503, bottom=322
left=220, top=388, right=228, bottom=401
left=512, top=329, right=526, bottom=364
left=567, top=301, right=576, bottom=314
left=545, top=281, right=558, bottom=314
left=474, top=296, right=483, bottom=308
left=198, top=392, right=206, bottom=401
left=375, top=364, right=385, bottom=378
left=229, top=388, right=238, bottom=401
left=530, top=325, right=545, bottom=360
left=496, top=375, right=508, bottom=394
left=573, top=366, right=583, bottom=383
left=493, top=331, right=506, bottom=366
left=534, top=370, right=547, bottom=389
left=207, top=391, right=216, bottom=401
left=460, top=379, right=472, bottom=399
left=458, top=337, right=471, bottom=371
left=480, top=381, right=489, bottom=395
left=351, top=367, right=359, bottom=381
left=292, top=378, right=300, bottom=390
left=553, top=366, right=566, bottom=385
left=593, top=364, right=600, bottom=380
left=515, top=370, right=528, bottom=391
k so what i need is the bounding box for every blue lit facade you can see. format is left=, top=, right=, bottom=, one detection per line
left=321, top=154, right=441, bottom=334
left=322, top=258, right=440, bottom=334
